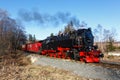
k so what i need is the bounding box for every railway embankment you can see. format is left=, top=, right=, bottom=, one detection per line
left=28, top=53, right=120, bottom=80
left=0, top=51, right=120, bottom=80
left=0, top=51, right=92, bottom=80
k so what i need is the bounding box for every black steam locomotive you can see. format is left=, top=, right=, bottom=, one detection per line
left=40, top=28, right=103, bottom=62
left=22, top=28, right=103, bottom=62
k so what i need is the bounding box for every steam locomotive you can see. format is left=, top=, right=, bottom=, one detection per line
left=22, top=28, right=104, bottom=62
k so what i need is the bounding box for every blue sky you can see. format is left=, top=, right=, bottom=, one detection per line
left=0, top=0, right=120, bottom=41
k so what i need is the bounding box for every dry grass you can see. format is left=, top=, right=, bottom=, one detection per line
left=0, top=51, right=97, bottom=80
left=103, top=53, right=120, bottom=62
left=0, top=51, right=31, bottom=80
left=18, top=65, right=90, bottom=80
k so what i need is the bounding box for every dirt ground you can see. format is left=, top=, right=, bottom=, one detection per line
left=0, top=51, right=96, bottom=80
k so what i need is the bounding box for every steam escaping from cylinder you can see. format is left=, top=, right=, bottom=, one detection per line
left=18, top=9, right=80, bottom=27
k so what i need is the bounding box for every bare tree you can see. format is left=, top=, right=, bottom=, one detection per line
left=0, top=8, right=26, bottom=54
left=93, top=24, right=116, bottom=52
left=58, top=30, right=63, bottom=36
left=103, top=28, right=116, bottom=52
left=63, top=21, right=75, bottom=34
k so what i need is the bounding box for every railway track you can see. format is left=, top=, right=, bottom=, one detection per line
left=75, top=59, right=120, bottom=69
left=100, top=60, right=120, bottom=65
left=98, top=60, right=120, bottom=69
left=72, top=59, right=120, bottom=69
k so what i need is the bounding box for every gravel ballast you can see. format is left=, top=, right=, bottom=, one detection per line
left=29, top=54, right=120, bottom=80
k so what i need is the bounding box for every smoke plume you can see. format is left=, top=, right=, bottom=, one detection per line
left=18, top=9, right=80, bottom=27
